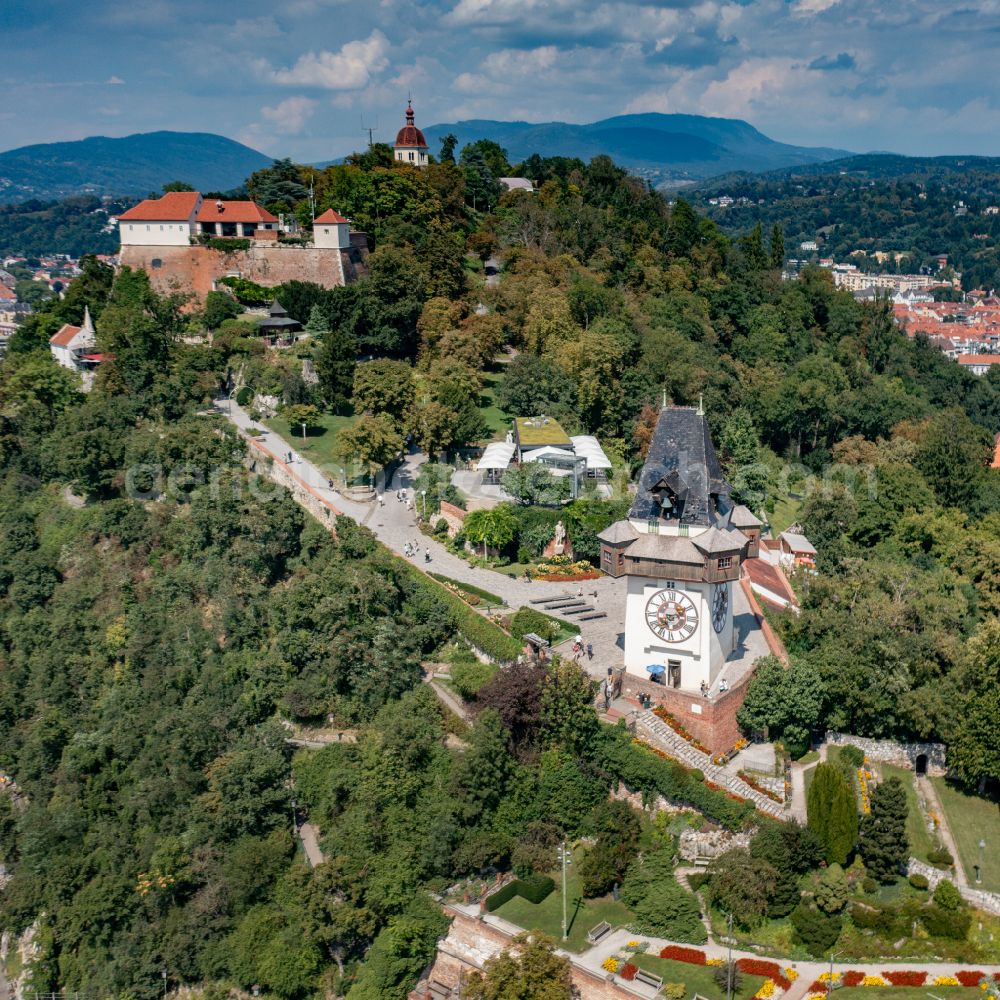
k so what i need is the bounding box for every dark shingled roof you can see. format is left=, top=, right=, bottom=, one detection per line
left=628, top=406, right=729, bottom=526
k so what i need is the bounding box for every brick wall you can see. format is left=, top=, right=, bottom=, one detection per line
left=437, top=500, right=467, bottom=538
left=120, top=242, right=369, bottom=303
left=617, top=671, right=753, bottom=756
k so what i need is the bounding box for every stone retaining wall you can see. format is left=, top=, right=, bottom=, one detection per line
left=826, top=732, right=947, bottom=776
left=906, top=859, right=1000, bottom=915
left=438, top=500, right=467, bottom=538
left=244, top=442, right=340, bottom=534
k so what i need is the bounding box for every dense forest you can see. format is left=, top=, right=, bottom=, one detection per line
left=1, top=139, right=1000, bottom=996
left=0, top=196, right=122, bottom=259
left=692, top=155, right=1000, bottom=289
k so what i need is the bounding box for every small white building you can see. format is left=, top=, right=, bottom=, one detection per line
left=957, top=353, right=1000, bottom=376
left=778, top=531, right=817, bottom=568
left=49, top=307, right=103, bottom=389
left=393, top=101, right=429, bottom=167
left=313, top=209, right=351, bottom=249
left=118, top=191, right=203, bottom=246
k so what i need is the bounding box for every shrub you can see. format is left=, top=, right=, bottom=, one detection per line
left=790, top=901, right=842, bottom=956
left=664, top=986, right=685, bottom=1000
left=510, top=607, right=562, bottom=644
left=484, top=874, right=555, bottom=911
left=434, top=518, right=449, bottom=535
left=921, top=902, right=971, bottom=940
left=236, top=386, right=253, bottom=406
left=862, top=876, right=877, bottom=894
left=928, top=845, right=954, bottom=867
left=690, top=768, right=704, bottom=782
left=687, top=872, right=709, bottom=892
left=908, top=873, right=929, bottom=890
left=839, top=744, right=865, bottom=769
left=204, top=237, right=252, bottom=253
left=450, top=660, right=498, bottom=701
left=933, top=878, right=962, bottom=911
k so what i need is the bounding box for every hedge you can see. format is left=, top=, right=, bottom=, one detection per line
left=485, top=874, right=555, bottom=912
left=202, top=237, right=252, bottom=253
left=400, top=564, right=522, bottom=663
left=428, top=573, right=505, bottom=606
left=510, top=607, right=563, bottom=644
left=592, top=724, right=757, bottom=830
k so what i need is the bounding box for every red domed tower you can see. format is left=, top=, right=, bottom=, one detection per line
left=393, top=100, right=429, bottom=167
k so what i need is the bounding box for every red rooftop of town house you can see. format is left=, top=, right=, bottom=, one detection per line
left=957, top=354, right=1000, bottom=365
left=196, top=200, right=278, bottom=225
left=118, top=191, right=201, bottom=221
left=49, top=323, right=83, bottom=347
left=0, top=285, right=14, bottom=301
left=314, top=209, right=349, bottom=224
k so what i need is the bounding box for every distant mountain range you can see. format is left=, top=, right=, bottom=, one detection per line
left=421, top=113, right=853, bottom=185
left=0, top=132, right=272, bottom=203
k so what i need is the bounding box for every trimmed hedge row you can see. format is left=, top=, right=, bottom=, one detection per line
left=401, top=564, right=522, bottom=663
left=428, top=573, right=505, bottom=606
left=592, top=723, right=757, bottom=831
left=485, top=874, right=555, bottom=912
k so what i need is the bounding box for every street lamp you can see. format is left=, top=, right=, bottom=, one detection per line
left=722, top=914, right=735, bottom=1000
left=557, top=841, right=572, bottom=941
left=290, top=796, right=298, bottom=836
left=979, top=839, right=986, bottom=883
left=161, top=969, right=167, bottom=1000
left=421, top=489, right=427, bottom=519
left=827, top=951, right=841, bottom=998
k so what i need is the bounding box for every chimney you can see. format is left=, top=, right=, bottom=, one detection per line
left=216, top=200, right=224, bottom=213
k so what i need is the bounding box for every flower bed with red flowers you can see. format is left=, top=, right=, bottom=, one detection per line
left=620, top=963, right=638, bottom=981
left=957, top=971, right=985, bottom=987
left=884, top=971, right=926, bottom=986
left=807, top=982, right=824, bottom=993
left=736, top=959, right=790, bottom=990
left=843, top=971, right=864, bottom=987
left=737, top=770, right=783, bottom=803
left=659, top=945, right=706, bottom=964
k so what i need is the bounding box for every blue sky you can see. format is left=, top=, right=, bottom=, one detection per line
left=4, top=0, right=1000, bottom=161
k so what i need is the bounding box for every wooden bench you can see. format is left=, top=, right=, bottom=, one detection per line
left=586, top=920, right=612, bottom=944
left=635, top=969, right=663, bottom=991
left=693, top=856, right=712, bottom=867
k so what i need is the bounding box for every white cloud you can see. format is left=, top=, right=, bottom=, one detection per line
left=106, top=76, right=125, bottom=85
left=266, top=30, right=389, bottom=90
left=260, top=96, right=318, bottom=134
left=792, top=0, right=840, bottom=13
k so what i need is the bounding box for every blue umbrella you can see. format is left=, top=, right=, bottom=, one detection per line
left=645, top=663, right=665, bottom=675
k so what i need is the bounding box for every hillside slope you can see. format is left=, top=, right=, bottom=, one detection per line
left=422, top=113, right=852, bottom=183
left=0, top=131, right=272, bottom=202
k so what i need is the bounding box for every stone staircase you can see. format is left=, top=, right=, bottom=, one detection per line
left=634, top=710, right=785, bottom=818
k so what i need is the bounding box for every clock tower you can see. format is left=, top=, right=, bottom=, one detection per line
left=599, top=403, right=756, bottom=694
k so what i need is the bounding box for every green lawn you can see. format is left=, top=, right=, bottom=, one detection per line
left=630, top=955, right=765, bottom=1000
left=492, top=846, right=634, bottom=952
left=880, top=764, right=936, bottom=862
left=265, top=411, right=358, bottom=480
left=478, top=370, right=510, bottom=440
left=768, top=494, right=802, bottom=537
left=931, top=777, right=1000, bottom=891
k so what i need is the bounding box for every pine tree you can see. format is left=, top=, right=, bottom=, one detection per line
left=858, top=776, right=908, bottom=882
left=315, top=308, right=357, bottom=415
left=807, top=763, right=859, bottom=866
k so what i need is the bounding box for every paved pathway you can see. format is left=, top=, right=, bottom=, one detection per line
left=218, top=397, right=629, bottom=675
left=917, top=775, right=968, bottom=886
left=297, top=821, right=325, bottom=868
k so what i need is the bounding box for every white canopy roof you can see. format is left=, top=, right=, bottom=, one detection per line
left=528, top=446, right=577, bottom=463
left=570, top=435, right=613, bottom=470
left=477, top=441, right=516, bottom=470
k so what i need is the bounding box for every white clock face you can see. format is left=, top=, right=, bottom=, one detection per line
left=645, top=589, right=699, bottom=643
left=712, top=584, right=728, bottom=633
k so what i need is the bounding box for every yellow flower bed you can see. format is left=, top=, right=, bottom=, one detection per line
left=786, top=969, right=799, bottom=982
left=754, top=979, right=776, bottom=999
left=627, top=940, right=641, bottom=948
left=707, top=958, right=724, bottom=967
left=819, top=972, right=841, bottom=983
left=935, top=977, right=960, bottom=987
left=862, top=975, right=887, bottom=987
left=602, top=957, right=620, bottom=974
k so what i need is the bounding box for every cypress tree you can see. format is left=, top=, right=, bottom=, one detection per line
left=858, top=776, right=908, bottom=882
left=314, top=306, right=357, bottom=415
left=807, top=762, right=859, bottom=865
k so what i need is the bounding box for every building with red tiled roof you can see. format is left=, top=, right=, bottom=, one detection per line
left=49, top=307, right=103, bottom=390
left=393, top=100, right=429, bottom=167
left=119, top=192, right=203, bottom=246
left=957, top=353, right=1000, bottom=375
left=196, top=200, right=279, bottom=238
left=313, top=208, right=351, bottom=250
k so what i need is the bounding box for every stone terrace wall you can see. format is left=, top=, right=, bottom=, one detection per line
left=120, top=241, right=369, bottom=303
left=412, top=907, right=657, bottom=1000
left=437, top=500, right=467, bottom=538
left=826, top=731, right=947, bottom=776
left=907, top=859, right=1000, bottom=915
left=244, top=442, right=341, bottom=534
